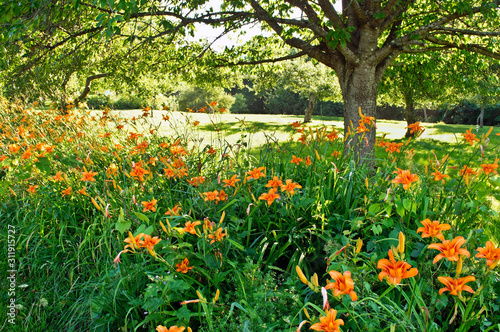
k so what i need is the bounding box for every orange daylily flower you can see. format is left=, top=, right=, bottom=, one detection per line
left=61, top=187, right=72, bottom=197
left=309, top=309, right=344, bottom=332
left=165, top=204, right=182, bottom=216
left=141, top=199, right=157, bottom=212
left=258, top=188, right=280, bottom=205
left=290, top=155, right=303, bottom=165
left=475, top=241, right=500, bottom=268
left=80, top=171, right=98, bottom=182
left=183, top=220, right=202, bottom=235
left=438, top=276, right=475, bottom=296
left=27, top=185, right=38, bottom=194
left=428, top=236, right=470, bottom=264
left=430, top=170, right=449, bottom=184
left=459, top=165, right=476, bottom=185
left=8, top=144, right=20, bottom=154
left=331, top=151, right=341, bottom=158
left=77, top=187, right=88, bottom=195
left=280, top=179, right=302, bottom=195
left=416, top=219, right=451, bottom=241
left=480, top=158, right=499, bottom=175
left=130, top=164, right=149, bottom=182
left=124, top=232, right=145, bottom=251
left=208, top=227, right=227, bottom=244
left=325, top=270, right=357, bottom=301
left=187, top=176, right=205, bottom=187
left=175, top=258, right=194, bottom=273
left=326, top=129, right=338, bottom=141
left=156, top=325, right=185, bottom=332
left=223, top=174, right=240, bottom=187
left=356, top=122, right=369, bottom=133
left=134, top=141, right=149, bottom=153
left=206, top=147, right=217, bottom=155
left=142, top=234, right=161, bottom=251
left=202, top=190, right=220, bottom=204
left=290, top=121, right=301, bottom=129
left=305, top=156, right=312, bottom=166
left=462, top=128, right=480, bottom=145
left=377, top=249, right=418, bottom=285
left=53, top=171, right=65, bottom=182
left=218, top=189, right=228, bottom=202
left=21, top=149, right=32, bottom=160
left=246, top=167, right=265, bottom=180
left=406, top=122, right=424, bottom=135
left=392, top=168, right=419, bottom=190
left=265, top=176, right=283, bottom=189
left=385, top=142, right=404, bottom=153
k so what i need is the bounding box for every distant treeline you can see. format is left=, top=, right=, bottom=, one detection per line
left=86, top=86, right=500, bottom=126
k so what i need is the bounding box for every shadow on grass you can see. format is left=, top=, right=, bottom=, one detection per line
left=199, top=121, right=296, bottom=135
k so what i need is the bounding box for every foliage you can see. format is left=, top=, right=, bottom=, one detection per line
left=178, top=86, right=235, bottom=113
left=1, top=97, right=500, bottom=332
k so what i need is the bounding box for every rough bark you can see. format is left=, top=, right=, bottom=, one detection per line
left=340, top=62, right=378, bottom=162
left=404, top=87, right=416, bottom=137
left=303, top=92, right=316, bottom=123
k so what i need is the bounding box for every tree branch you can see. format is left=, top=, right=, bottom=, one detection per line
left=391, top=1, right=500, bottom=48
left=317, top=0, right=345, bottom=29
left=74, top=73, right=109, bottom=105
left=213, top=50, right=308, bottom=67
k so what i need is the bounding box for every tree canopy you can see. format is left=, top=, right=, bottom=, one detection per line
left=2, top=0, right=500, bottom=159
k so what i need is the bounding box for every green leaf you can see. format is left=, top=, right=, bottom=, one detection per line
left=133, top=212, right=150, bottom=224
left=116, top=220, right=131, bottom=234
left=34, top=157, right=52, bottom=173
left=142, top=297, right=164, bottom=312
left=175, top=305, right=191, bottom=321
left=368, top=203, right=381, bottom=215
left=403, top=199, right=411, bottom=211
left=116, top=208, right=131, bottom=234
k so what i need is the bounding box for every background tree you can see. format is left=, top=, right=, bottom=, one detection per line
left=250, top=56, right=341, bottom=122
left=2, top=0, right=500, bottom=159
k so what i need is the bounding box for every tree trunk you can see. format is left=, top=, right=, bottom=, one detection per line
left=341, top=63, right=378, bottom=163
left=303, top=92, right=315, bottom=123
left=423, top=105, right=428, bottom=122
left=478, top=103, right=484, bottom=128
left=74, top=73, right=108, bottom=107
left=404, top=87, right=416, bottom=138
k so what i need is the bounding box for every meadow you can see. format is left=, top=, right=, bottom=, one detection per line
left=1, top=99, right=500, bottom=332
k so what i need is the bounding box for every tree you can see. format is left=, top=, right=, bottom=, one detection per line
left=250, top=56, right=341, bottom=122
left=378, top=52, right=462, bottom=137
left=2, top=1, right=500, bottom=160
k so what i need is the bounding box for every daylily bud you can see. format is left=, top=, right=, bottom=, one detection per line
left=398, top=232, right=405, bottom=255
left=159, top=221, right=168, bottom=233
left=196, top=290, right=206, bottom=302
left=91, top=197, right=102, bottom=211
left=355, top=238, right=363, bottom=255
left=311, top=273, right=319, bottom=288
left=303, top=308, right=311, bottom=320
left=296, top=266, right=309, bottom=285
left=321, top=287, right=330, bottom=310
left=212, top=289, right=220, bottom=303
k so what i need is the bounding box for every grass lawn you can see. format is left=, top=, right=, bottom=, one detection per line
left=106, top=109, right=500, bottom=163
